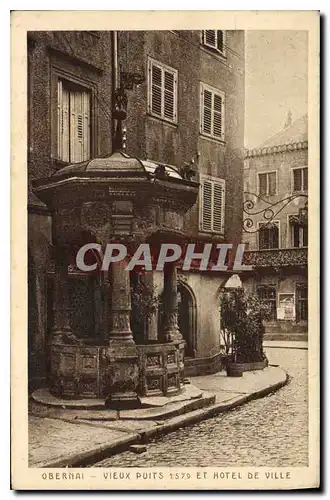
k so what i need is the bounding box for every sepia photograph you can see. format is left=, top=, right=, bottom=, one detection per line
left=11, top=10, right=319, bottom=490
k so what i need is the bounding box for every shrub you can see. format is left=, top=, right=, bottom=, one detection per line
left=220, top=288, right=272, bottom=363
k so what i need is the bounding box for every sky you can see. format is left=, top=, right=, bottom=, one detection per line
left=244, top=30, right=308, bottom=148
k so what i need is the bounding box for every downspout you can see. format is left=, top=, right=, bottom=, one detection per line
left=112, top=30, right=119, bottom=151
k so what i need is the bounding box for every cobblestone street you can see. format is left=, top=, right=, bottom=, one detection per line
left=92, top=347, right=308, bottom=467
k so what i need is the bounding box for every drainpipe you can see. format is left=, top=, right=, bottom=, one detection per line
left=112, top=30, right=119, bottom=150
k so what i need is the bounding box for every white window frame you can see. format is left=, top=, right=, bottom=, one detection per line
left=257, top=220, right=281, bottom=250
left=257, top=170, right=278, bottom=197
left=200, top=82, right=225, bottom=142
left=199, top=174, right=226, bottom=234
left=147, top=57, right=178, bottom=125
left=201, top=30, right=226, bottom=56
left=291, top=166, right=308, bottom=193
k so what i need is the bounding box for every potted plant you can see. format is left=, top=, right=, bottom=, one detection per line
left=220, top=284, right=272, bottom=377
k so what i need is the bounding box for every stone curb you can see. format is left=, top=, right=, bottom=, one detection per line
left=264, top=345, right=308, bottom=350
left=39, top=367, right=289, bottom=468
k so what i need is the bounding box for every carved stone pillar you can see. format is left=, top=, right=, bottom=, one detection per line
left=143, top=271, right=158, bottom=341
left=108, top=259, right=134, bottom=344
left=51, top=248, right=76, bottom=344
left=163, top=263, right=183, bottom=342
left=106, top=259, right=140, bottom=409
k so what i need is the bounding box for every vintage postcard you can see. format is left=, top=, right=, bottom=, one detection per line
left=11, top=10, right=320, bottom=490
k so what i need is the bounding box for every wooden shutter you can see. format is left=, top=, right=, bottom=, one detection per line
left=201, top=177, right=225, bottom=233
left=217, top=30, right=224, bottom=53
left=57, top=80, right=70, bottom=162
left=202, top=89, right=212, bottom=135
left=151, top=64, right=162, bottom=116
left=213, top=93, right=223, bottom=138
left=164, top=69, right=176, bottom=121
left=213, top=181, right=225, bottom=233
left=204, top=30, right=216, bottom=48
left=201, top=180, right=212, bottom=232
left=70, top=90, right=90, bottom=163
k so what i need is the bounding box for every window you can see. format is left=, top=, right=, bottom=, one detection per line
left=57, top=79, right=91, bottom=163
left=292, top=167, right=308, bottom=192
left=290, top=217, right=308, bottom=247
left=258, top=172, right=277, bottom=196
left=199, top=175, right=225, bottom=234
left=257, top=285, right=277, bottom=322
left=200, top=83, right=225, bottom=141
left=147, top=58, right=178, bottom=124
left=202, top=30, right=226, bottom=56
left=296, top=283, right=308, bottom=322
left=258, top=222, right=279, bottom=250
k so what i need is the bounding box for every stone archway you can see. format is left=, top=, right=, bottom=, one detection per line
left=177, top=281, right=197, bottom=358
left=158, top=279, right=197, bottom=357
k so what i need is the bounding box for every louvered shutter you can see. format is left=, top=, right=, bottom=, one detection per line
left=217, top=30, right=224, bottom=53
left=164, top=70, right=176, bottom=121
left=201, top=177, right=225, bottom=233
left=213, top=181, right=225, bottom=233
left=201, top=180, right=212, bottom=232
left=57, top=80, right=70, bottom=162
left=202, top=89, right=212, bottom=135
left=151, top=64, right=162, bottom=116
left=70, top=90, right=90, bottom=163
left=213, top=93, right=223, bottom=138
left=204, top=30, right=216, bottom=49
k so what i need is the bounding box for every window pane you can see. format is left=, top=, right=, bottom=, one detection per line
left=293, top=169, right=302, bottom=191
left=259, top=174, right=267, bottom=196
left=268, top=172, right=276, bottom=195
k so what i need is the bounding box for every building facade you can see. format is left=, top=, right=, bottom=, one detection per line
left=242, top=115, right=308, bottom=339
left=28, top=30, right=245, bottom=388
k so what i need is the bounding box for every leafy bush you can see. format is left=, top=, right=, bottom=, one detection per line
left=220, top=288, right=272, bottom=363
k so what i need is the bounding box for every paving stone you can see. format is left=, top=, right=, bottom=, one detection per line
left=93, top=348, right=308, bottom=468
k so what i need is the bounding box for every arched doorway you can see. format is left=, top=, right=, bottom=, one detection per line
left=158, top=281, right=197, bottom=357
